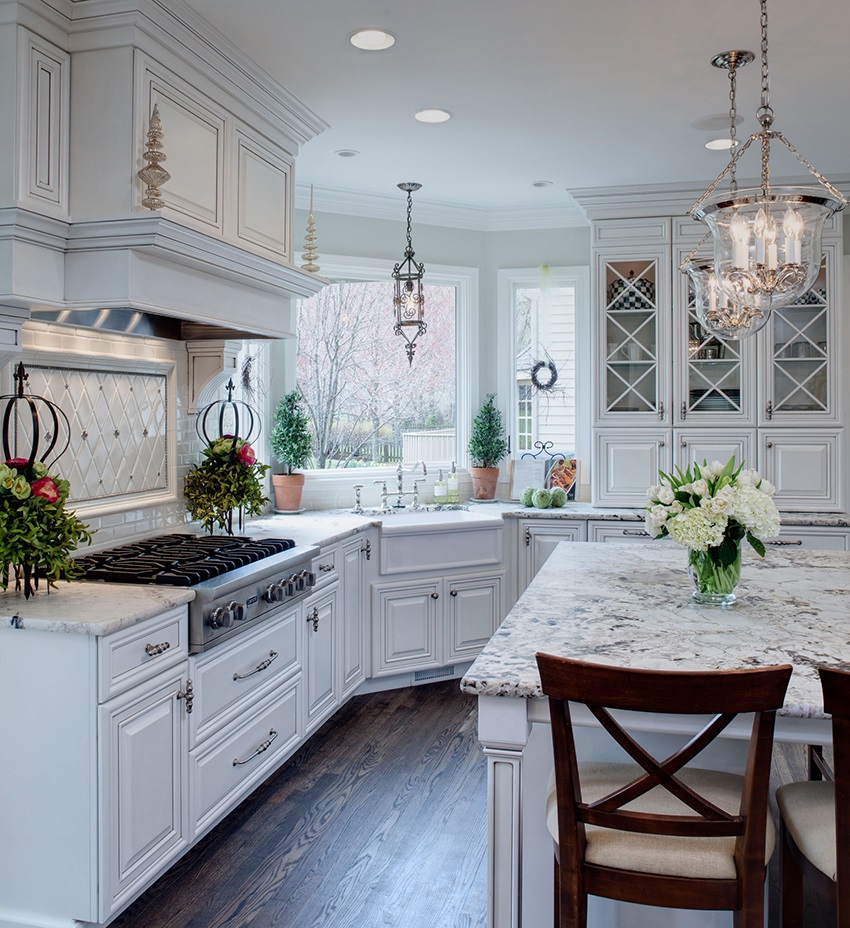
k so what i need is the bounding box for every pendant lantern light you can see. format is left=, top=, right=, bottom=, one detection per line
left=682, top=50, right=770, bottom=339
left=689, top=0, right=846, bottom=323
left=392, top=182, right=426, bottom=365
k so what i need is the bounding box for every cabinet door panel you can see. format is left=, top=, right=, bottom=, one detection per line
left=592, top=429, right=671, bottom=507
left=305, top=587, right=338, bottom=732
left=99, top=666, right=188, bottom=920
left=760, top=430, right=843, bottom=512
left=447, top=573, right=504, bottom=662
left=235, top=130, right=292, bottom=259
left=519, top=522, right=585, bottom=594
left=340, top=537, right=368, bottom=696
left=675, top=429, right=756, bottom=473
left=372, top=581, right=440, bottom=676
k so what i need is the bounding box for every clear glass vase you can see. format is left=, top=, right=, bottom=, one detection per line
left=688, top=544, right=741, bottom=606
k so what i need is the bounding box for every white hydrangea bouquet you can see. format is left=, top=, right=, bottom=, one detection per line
left=645, top=456, right=781, bottom=605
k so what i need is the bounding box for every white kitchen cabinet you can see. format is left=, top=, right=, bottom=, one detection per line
left=760, top=429, right=844, bottom=512
left=517, top=519, right=587, bottom=594
left=592, top=217, right=844, bottom=510
left=372, top=578, right=441, bottom=676
left=304, top=583, right=339, bottom=733
left=98, top=664, right=190, bottom=920
left=767, top=527, right=850, bottom=550
left=339, top=532, right=372, bottom=697
left=587, top=520, right=655, bottom=544
left=446, top=572, right=505, bottom=662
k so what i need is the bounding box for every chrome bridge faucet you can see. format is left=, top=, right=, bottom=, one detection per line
left=394, top=461, right=427, bottom=508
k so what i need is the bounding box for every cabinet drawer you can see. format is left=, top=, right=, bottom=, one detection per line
left=588, top=520, right=657, bottom=543
left=98, top=607, right=189, bottom=702
left=190, top=678, right=301, bottom=835
left=191, top=605, right=300, bottom=745
left=312, top=545, right=338, bottom=591
left=766, top=528, right=849, bottom=551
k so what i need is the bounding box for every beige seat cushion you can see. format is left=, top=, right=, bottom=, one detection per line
left=776, top=780, right=836, bottom=881
left=546, top=762, right=776, bottom=880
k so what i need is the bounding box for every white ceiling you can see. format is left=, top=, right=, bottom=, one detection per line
left=185, top=0, right=850, bottom=224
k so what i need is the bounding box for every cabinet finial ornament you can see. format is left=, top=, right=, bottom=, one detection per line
left=137, top=104, right=171, bottom=210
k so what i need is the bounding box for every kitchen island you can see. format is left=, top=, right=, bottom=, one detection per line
left=461, top=542, right=849, bottom=928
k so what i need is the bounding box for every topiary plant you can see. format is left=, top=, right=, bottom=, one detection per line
left=270, top=389, right=313, bottom=474
left=468, top=394, right=508, bottom=468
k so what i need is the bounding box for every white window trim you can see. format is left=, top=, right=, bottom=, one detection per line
left=294, top=254, right=479, bottom=490
left=497, top=266, right=591, bottom=496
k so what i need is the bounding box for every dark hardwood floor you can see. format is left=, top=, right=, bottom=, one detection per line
left=110, top=680, right=833, bottom=928
left=111, top=680, right=487, bottom=928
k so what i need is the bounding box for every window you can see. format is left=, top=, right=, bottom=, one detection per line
left=295, top=256, right=477, bottom=473
left=498, top=266, right=590, bottom=478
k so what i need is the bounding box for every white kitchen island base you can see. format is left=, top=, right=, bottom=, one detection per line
left=479, top=693, right=830, bottom=928
left=463, top=543, right=847, bottom=928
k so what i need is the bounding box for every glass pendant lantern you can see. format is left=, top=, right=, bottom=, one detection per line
left=689, top=0, right=846, bottom=321
left=682, top=260, right=770, bottom=340
left=392, top=182, right=426, bottom=365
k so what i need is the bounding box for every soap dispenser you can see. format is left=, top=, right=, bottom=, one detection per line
left=434, top=469, right=447, bottom=503
left=447, top=462, right=459, bottom=503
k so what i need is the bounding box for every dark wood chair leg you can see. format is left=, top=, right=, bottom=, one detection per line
left=556, top=860, right=586, bottom=928
left=780, top=820, right=804, bottom=928
left=553, top=857, right=559, bottom=927
left=734, top=871, right=765, bottom=928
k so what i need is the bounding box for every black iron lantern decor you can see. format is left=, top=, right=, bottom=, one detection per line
left=392, top=182, right=426, bottom=365
left=184, top=379, right=269, bottom=535
left=0, top=363, right=91, bottom=598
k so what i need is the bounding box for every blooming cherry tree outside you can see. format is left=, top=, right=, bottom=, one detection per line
left=296, top=281, right=456, bottom=468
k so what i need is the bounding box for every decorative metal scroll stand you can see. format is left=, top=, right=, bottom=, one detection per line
left=521, top=440, right=577, bottom=500
left=195, top=379, right=262, bottom=535
left=1, top=362, right=71, bottom=596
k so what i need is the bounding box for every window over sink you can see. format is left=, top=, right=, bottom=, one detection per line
left=295, top=255, right=477, bottom=471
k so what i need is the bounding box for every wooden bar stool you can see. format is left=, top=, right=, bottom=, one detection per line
left=777, top=664, right=850, bottom=927
left=535, top=653, right=792, bottom=928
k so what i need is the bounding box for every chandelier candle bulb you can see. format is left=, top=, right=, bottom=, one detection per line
left=784, top=208, right=803, bottom=263
left=731, top=214, right=750, bottom=268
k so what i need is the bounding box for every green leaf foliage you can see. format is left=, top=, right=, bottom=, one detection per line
left=468, top=394, right=508, bottom=468
left=184, top=441, right=270, bottom=533
left=270, top=390, right=313, bottom=475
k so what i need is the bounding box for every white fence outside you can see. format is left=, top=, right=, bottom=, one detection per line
left=402, top=429, right=456, bottom=464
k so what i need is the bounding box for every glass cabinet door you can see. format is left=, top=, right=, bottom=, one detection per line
left=600, top=258, right=665, bottom=420
left=766, top=255, right=832, bottom=420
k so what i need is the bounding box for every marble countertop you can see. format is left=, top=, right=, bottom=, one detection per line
left=461, top=542, right=850, bottom=718
left=0, top=582, right=195, bottom=636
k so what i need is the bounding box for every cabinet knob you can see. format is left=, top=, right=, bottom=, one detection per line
left=658, top=440, right=665, bottom=448
left=681, top=439, right=687, bottom=448
left=450, top=589, right=458, bottom=597
left=430, top=592, right=439, bottom=600
left=766, top=441, right=774, bottom=449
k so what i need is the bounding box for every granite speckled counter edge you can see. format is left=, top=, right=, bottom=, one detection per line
left=0, top=582, right=195, bottom=636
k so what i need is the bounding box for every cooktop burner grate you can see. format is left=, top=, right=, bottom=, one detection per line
left=75, top=533, right=297, bottom=586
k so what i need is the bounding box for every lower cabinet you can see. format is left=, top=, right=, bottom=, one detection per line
left=372, top=570, right=505, bottom=677
left=98, top=664, right=190, bottom=921
left=304, top=582, right=339, bottom=734
left=518, top=520, right=586, bottom=594
left=339, top=533, right=371, bottom=697
left=587, top=519, right=655, bottom=544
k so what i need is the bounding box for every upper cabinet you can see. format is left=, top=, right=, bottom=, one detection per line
left=591, top=216, right=845, bottom=511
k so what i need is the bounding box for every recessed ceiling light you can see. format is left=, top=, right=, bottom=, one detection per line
left=414, top=108, right=452, bottom=123
left=349, top=29, right=395, bottom=51
left=705, top=138, right=735, bottom=151
left=532, top=180, right=554, bottom=188
left=334, top=149, right=360, bottom=158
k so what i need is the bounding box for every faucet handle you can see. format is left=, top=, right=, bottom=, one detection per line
left=352, top=484, right=364, bottom=514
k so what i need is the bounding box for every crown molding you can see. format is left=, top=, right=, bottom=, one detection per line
left=294, top=184, right=588, bottom=232
left=569, top=174, right=850, bottom=222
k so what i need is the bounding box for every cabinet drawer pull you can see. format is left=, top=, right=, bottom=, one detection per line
left=658, top=402, right=664, bottom=420
left=145, top=640, right=171, bottom=657
left=233, top=729, right=278, bottom=766
left=363, top=539, right=372, bottom=560
left=233, top=650, right=278, bottom=681
left=766, top=539, right=803, bottom=546
left=318, top=563, right=335, bottom=572
left=622, top=529, right=650, bottom=537
left=450, top=589, right=458, bottom=597
left=431, top=592, right=439, bottom=600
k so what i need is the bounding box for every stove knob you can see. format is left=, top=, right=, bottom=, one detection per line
left=228, top=601, right=246, bottom=621
left=301, top=570, right=316, bottom=588
left=292, top=572, right=305, bottom=592
left=209, top=605, right=233, bottom=629
left=263, top=583, right=280, bottom=603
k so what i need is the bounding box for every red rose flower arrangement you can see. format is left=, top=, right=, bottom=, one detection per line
left=0, top=458, right=92, bottom=598
left=184, top=436, right=269, bottom=534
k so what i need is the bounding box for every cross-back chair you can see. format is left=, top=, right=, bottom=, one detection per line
left=778, top=664, right=850, bottom=927
left=535, top=653, right=792, bottom=928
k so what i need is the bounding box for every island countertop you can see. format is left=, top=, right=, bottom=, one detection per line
left=460, top=542, right=850, bottom=718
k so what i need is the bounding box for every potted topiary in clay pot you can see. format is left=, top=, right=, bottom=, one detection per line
left=270, top=389, right=313, bottom=511
left=468, top=393, right=508, bottom=500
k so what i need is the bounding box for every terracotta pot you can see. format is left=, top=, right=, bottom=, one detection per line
left=272, top=473, right=305, bottom=511
left=470, top=466, right=499, bottom=500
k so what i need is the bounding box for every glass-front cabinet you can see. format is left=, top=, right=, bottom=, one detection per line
left=596, top=245, right=670, bottom=424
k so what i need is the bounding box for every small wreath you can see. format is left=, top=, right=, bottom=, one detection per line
left=530, top=360, right=558, bottom=392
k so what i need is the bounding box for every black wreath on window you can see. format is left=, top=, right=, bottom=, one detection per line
left=530, top=360, right=558, bottom=391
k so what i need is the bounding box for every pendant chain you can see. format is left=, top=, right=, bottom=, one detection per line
left=405, top=191, right=414, bottom=255
left=728, top=63, right=738, bottom=191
